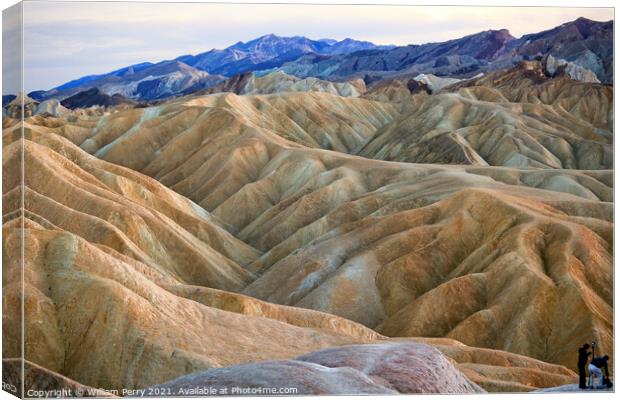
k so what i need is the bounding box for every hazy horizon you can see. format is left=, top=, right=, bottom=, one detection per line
left=2, top=2, right=614, bottom=94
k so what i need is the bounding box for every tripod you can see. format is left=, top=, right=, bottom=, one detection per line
left=588, top=342, right=596, bottom=389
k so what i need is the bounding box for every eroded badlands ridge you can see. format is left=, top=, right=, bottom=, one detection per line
left=3, top=124, right=580, bottom=392
left=2, top=59, right=611, bottom=393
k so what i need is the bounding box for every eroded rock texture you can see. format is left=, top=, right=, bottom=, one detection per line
left=2, top=59, right=610, bottom=394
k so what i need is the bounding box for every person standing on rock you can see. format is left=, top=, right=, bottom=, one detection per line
left=578, top=344, right=592, bottom=389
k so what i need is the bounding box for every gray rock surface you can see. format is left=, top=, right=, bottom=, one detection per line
left=543, top=55, right=600, bottom=83
left=34, top=99, right=70, bottom=117
left=535, top=383, right=613, bottom=393
left=146, top=342, right=484, bottom=395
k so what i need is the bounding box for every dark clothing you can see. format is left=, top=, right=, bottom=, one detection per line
left=578, top=347, right=591, bottom=389
left=591, top=357, right=609, bottom=377
left=592, top=357, right=607, bottom=369
left=579, top=348, right=591, bottom=366
left=579, top=365, right=588, bottom=389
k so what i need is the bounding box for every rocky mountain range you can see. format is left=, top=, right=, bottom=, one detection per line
left=276, top=17, right=612, bottom=83
left=30, top=60, right=225, bottom=102
left=28, top=35, right=391, bottom=103
left=176, top=34, right=395, bottom=76
left=508, top=16, right=613, bottom=82
left=19, top=17, right=612, bottom=107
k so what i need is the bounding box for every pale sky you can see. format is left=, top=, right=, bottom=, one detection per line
left=2, top=1, right=614, bottom=93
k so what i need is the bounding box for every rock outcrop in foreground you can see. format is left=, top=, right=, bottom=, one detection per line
left=2, top=359, right=113, bottom=398
left=149, top=342, right=483, bottom=395
left=415, top=338, right=577, bottom=392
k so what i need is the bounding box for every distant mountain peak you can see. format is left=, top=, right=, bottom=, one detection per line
left=573, top=16, right=603, bottom=24
left=469, top=28, right=514, bottom=41
left=318, top=38, right=338, bottom=45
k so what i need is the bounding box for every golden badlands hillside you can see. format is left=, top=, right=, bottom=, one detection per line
left=201, top=70, right=367, bottom=98
left=2, top=63, right=612, bottom=393
left=2, top=123, right=580, bottom=393
left=360, top=62, right=612, bottom=168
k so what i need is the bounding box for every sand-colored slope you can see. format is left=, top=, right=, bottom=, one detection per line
left=1, top=125, right=580, bottom=393
left=2, top=129, right=390, bottom=390
left=18, top=65, right=612, bottom=174
left=204, top=70, right=366, bottom=97
left=412, top=338, right=577, bottom=392
left=5, top=67, right=612, bottom=379
left=445, top=61, right=613, bottom=130
left=242, top=182, right=612, bottom=369
left=359, top=61, right=612, bottom=169
left=18, top=90, right=611, bottom=204
left=359, top=91, right=611, bottom=169
left=65, top=92, right=399, bottom=167
left=2, top=223, right=577, bottom=393
left=9, top=86, right=613, bottom=372
left=4, top=125, right=258, bottom=291
left=2, top=224, right=380, bottom=390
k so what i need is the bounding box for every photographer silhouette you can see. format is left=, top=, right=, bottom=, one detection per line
left=578, top=343, right=591, bottom=389
left=587, top=341, right=612, bottom=389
